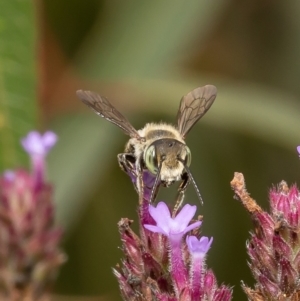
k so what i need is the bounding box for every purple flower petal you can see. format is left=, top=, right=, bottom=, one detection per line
left=175, top=204, right=197, bottom=228
left=42, top=131, right=58, bottom=152
left=297, top=146, right=300, bottom=156
left=184, top=221, right=202, bottom=233
left=143, top=224, right=168, bottom=235
left=147, top=202, right=174, bottom=234
left=21, top=131, right=42, bottom=155
left=149, top=202, right=171, bottom=223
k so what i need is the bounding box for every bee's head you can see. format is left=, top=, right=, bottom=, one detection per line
left=143, top=139, right=191, bottom=175
left=144, top=138, right=203, bottom=206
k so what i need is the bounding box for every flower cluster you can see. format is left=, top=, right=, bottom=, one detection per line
left=0, top=132, right=64, bottom=300
left=231, top=172, right=300, bottom=301
left=114, top=171, right=232, bottom=301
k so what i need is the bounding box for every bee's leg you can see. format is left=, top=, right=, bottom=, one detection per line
left=150, top=181, right=160, bottom=204
left=117, top=153, right=138, bottom=191
left=135, top=157, right=145, bottom=204
left=118, top=153, right=145, bottom=203
left=173, top=172, right=189, bottom=216
left=117, top=153, right=136, bottom=173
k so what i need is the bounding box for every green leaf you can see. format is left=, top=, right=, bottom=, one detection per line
left=0, top=0, right=37, bottom=170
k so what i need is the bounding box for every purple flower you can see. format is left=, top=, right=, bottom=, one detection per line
left=21, top=131, right=57, bottom=187
left=187, top=236, right=213, bottom=259
left=144, top=202, right=201, bottom=240
left=297, top=146, right=300, bottom=156
left=21, top=131, right=57, bottom=157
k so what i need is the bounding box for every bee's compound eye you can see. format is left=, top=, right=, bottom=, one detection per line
left=184, top=146, right=192, bottom=167
left=144, top=145, right=158, bottom=174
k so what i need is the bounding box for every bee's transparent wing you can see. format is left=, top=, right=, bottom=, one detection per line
left=77, top=90, right=141, bottom=139
left=176, top=85, right=217, bottom=138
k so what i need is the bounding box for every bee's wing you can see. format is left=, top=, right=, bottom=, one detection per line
left=176, top=85, right=217, bottom=138
left=77, top=90, right=141, bottom=139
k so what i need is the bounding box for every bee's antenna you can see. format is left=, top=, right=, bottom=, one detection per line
left=149, top=163, right=163, bottom=204
left=178, top=159, right=203, bottom=206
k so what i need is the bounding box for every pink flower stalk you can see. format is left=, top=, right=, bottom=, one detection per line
left=114, top=170, right=232, bottom=301
left=0, top=131, right=64, bottom=300
left=231, top=172, right=300, bottom=301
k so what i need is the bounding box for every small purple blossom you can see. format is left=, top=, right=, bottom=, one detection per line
left=21, top=131, right=57, bottom=187
left=144, top=202, right=201, bottom=239
left=186, top=235, right=213, bottom=301
left=21, top=131, right=57, bottom=157
left=297, top=146, right=300, bottom=156
left=187, top=236, right=213, bottom=259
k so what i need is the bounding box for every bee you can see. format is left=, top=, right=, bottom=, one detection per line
left=76, top=85, right=217, bottom=205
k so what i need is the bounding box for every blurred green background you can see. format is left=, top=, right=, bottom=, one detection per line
left=1, top=1, right=300, bottom=300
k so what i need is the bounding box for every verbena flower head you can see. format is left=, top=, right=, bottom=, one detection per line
left=0, top=131, right=64, bottom=300
left=231, top=172, right=300, bottom=301
left=114, top=170, right=232, bottom=301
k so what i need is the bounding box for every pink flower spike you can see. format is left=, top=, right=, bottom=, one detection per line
left=21, top=131, right=57, bottom=157
left=297, top=146, right=300, bottom=156
left=144, top=202, right=201, bottom=239
left=187, top=236, right=213, bottom=259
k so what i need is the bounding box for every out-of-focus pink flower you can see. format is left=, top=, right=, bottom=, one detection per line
left=0, top=131, right=64, bottom=300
